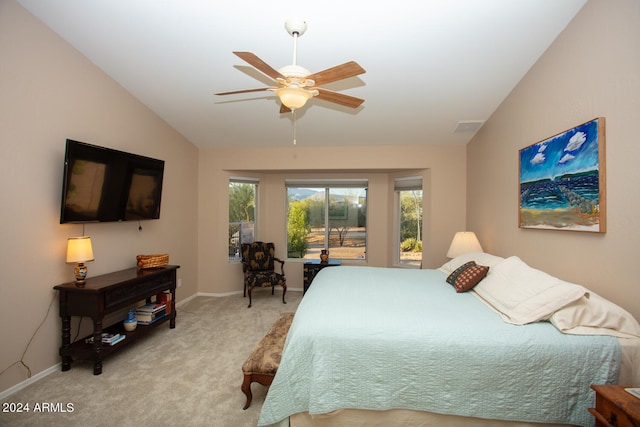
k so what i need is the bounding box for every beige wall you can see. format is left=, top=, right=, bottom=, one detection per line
left=9, top=0, right=636, bottom=400
left=197, top=145, right=466, bottom=295
left=467, top=0, right=640, bottom=319
left=0, top=1, right=199, bottom=393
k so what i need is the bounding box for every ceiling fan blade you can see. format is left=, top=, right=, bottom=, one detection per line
left=306, top=61, right=366, bottom=86
left=315, top=88, right=364, bottom=108
left=233, top=52, right=284, bottom=80
left=215, top=87, right=271, bottom=96
left=280, top=103, right=291, bottom=114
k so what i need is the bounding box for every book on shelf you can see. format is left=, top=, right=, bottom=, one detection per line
left=157, top=291, right=172, bottom=314
left=84, top=333, right=126, bottom=346
left=136, top=312, right=165, bottom=323
left=84, top=332, right=117, bottom=343
left=106, top=334, right=126, bottom=346
left=136, top=302, right=166, bottom=314
left=136, top=302, right=166, bottom=321
left=136, top=306, right=166, bottom=322
left=136, top=313, right=167, bottom=325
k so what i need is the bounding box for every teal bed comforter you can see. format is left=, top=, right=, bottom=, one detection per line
left=259, top=266, right=620, bottom=427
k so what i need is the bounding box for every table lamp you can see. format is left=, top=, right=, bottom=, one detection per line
left=446, top=231, right=483, bottom=258
left=66, top=236, right=94, bottom=286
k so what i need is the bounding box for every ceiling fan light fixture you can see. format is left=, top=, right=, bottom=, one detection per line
left=274, top=87, right=315, bottom=110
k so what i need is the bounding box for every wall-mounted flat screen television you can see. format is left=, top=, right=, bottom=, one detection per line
left=60, top=139, right=165, bottom=223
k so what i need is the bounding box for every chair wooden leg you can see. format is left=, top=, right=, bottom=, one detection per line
left=282, top=282, right=287, bottom=304
left=247, top=286, right=252, bottom=308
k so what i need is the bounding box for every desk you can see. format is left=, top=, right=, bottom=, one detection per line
left=53, top=265, right=179, bottom=375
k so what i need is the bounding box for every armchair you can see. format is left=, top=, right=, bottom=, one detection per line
left=241, top=242, right=287, bottom=308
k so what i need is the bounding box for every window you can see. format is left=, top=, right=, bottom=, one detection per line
left=286, top=180, right=367, bottom=260
left=229, top=178, right=258, bottom=261
left=395, top=177, right=423, bottom=267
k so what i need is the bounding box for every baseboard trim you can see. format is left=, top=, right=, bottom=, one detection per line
left=196, top=291, right=243, bottom=298
left=0, top=364, right=59, bottom=401
left=176, top=292, right=200, bottom=306
left=196, top=288, right=302, bottom=298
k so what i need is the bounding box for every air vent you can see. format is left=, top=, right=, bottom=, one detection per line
left=453, top=120, right=485, bottom=133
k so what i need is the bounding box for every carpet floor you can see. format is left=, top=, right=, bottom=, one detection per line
left=1, top=290, right=301, bottom=427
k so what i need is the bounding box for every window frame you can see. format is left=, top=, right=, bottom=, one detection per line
left=394, top=176, right=423, bottom=268
left=228, top=177, right=259, bottom=263
left=285, top=179, right=368, bottom=261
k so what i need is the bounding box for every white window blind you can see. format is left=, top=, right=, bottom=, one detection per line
left=394, top=176, right=422, bottom=191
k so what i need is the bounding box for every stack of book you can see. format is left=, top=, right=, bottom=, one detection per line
left=136, top=302, right=167, bottom=325
left=85, top=332, right=126, bottom=346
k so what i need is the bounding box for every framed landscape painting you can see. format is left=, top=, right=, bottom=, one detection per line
left=519, top=118, right=606, bottom=233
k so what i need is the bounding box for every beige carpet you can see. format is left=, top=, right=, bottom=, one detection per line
left=1, top=290, right=301, bottom=427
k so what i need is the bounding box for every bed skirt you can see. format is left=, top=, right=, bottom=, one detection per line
left=290, top=409, right=575, bottom=427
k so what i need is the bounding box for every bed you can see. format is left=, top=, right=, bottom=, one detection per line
left=258, top=253, right=640, bottom=427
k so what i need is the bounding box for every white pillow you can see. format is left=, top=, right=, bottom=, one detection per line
left=438, top=252, right=504, bottom=274
left=550, top=292, right=640, bottom=338
left=473, top=256, right=587, bottom=325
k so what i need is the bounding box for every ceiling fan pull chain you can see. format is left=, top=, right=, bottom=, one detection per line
left=292, top=110, right=297, bottom=145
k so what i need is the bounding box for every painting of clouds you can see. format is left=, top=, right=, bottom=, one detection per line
left=519, top=118, right=606, bottom=232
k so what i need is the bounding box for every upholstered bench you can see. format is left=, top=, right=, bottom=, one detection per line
left=241, top=312, right=294, bottom=409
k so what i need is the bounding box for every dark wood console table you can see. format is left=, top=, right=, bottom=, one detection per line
left=53, top=265, right=179, bottom=375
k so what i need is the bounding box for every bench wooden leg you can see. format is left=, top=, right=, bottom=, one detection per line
left=241, top=373, right=276, bottom=409
left=241, top=374, right=253, bottom=410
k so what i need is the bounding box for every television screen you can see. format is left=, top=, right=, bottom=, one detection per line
left=124, top=167, right=163, bottom=220
left=60, top=139, right=164, bottom=223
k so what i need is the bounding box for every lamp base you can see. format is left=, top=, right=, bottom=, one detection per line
left=74, top=263, right=88, bottom=287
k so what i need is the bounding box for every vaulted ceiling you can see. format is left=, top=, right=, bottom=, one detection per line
left=17, top=0, right=587, bottom=148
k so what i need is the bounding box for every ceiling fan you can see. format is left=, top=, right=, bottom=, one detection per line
left=215, top=18, right=366, bottom=113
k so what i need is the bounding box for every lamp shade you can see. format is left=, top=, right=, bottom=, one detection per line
left=66, top=236, right=94, bottom=263
left=446, top=231, right=483, bottom=258
left=274, top=87, right=314, bottom=110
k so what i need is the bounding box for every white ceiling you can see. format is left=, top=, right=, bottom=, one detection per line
left=17, top=0, right=587, bottom=149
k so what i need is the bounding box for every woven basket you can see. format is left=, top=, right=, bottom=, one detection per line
left=136, top=254, right=169, bottom=269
